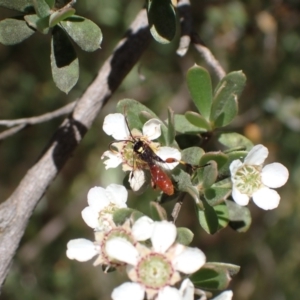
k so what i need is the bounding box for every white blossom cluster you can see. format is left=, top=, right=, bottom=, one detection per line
left=66, top=113, right=290, bottom=300
left=66, top=184, right=232, bottom=300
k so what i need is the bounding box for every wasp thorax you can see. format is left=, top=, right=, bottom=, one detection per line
left=133, top=140, right=144, bottom=153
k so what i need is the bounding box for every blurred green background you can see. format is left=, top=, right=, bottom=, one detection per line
left=1, top=0, right=300, bottom=299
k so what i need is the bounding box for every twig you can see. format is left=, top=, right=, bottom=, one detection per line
left=0, top=102, right=76, bottom=140
left=192, top=32, right=226, bottom=80
left=0, top=124, right=26, bottom=140
left=0, top=8, right=151, bottom=288
left=171, top=192, right=186, bottom=223
left=177, top=0, right=192, bottom=57
left=0, top=101, right=76, bottom=127
left=176, top=0, right=226, bottom=80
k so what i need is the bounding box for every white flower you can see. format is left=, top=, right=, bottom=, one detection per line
left=66, top=216, right=155, bottom=268
left=230, top=144, right=289, bottom=210
left=101, top=113, right=181, bottom=193
left=66, top=238, right=99, bottom=262
left=106, top=221, right=206, bottom=300
left=81, top=184, right=128, bottom=230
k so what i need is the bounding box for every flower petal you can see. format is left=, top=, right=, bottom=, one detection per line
left=129, top=169, right=146, bottom=192
left=112, top=282, right=145, bottom=300
left=212, top=290, right=233, bottom=300
left=87, top=186, right=109, bottom=211
left=101, top=151, right=123, bottom=169
left=106, top=184, right=128, bottom=207
left=103, top=113, right=130, bottom=140
left=151, top=221, right=177, bottom=253
left=173, top=247, right=206, bottom=274
left=231, top=186, right=250, bottom=206
left=244, top=144, right=268, bottom=165
left=252, top=187, right=280, bottom=210
left=179, top=279, right=194, bottom=300
left=261, top=163, right=289, bottom=188
left=66, top=239, right=98, bottom=262
left=229, top=159, right=243, bottom=177
left=81, top=206, right=100, bottom=228
left=157, top=286, right=181, bottom=300
left=156, top=147, right=181, bottom=169
left=142, top=119, right=162, bottom=140
left=132, top=216, right=154, bottom=241
left=106, top=238, right=139, bottom=265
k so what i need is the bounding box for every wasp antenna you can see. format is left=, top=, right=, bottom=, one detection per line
left=124, top=114, right=136, bottom=141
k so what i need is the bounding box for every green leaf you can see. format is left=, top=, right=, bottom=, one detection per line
left=173, top=169, right=202, bottom=208
left=50, top=26, right=79, bottom=93
left=214, top=95, right=238, bottom=128
left=204, top=178, right=232, bottom=206
left=49, top=7, right=76, bottom=27
left=24, top=14, right=50, bottom=34
left=226, top=200, right=252, bottom=232
left=201, top=160, right=218, bottom=188
left=61, top=16, right=102, bottom=52
left=167, top=107, right=175, bottom=146
left=176, top=227, right=194, bottom=246
left=185, top=111, right=212, bottom=131
left=0, top=0, right=33, bottom=13
left=214, top=202, right=229, bottom=230
left=187, top=65, right=212, bottom=120
left=150, top=201, right=167, bottom=221
left=197, top=198, right=219, bottom=234
left=32, top=0, right=51, bottom=18
left=181, top=147, right=205, bottom=166
left=0, top=18, right=35, bottom=45
left=147, top=0, right=177, bottom=44
left=199, top=152, right=228, bottom=170
left=174, top=114, right=203, bottom=134
left=211, top=71, right=246, bottom=127
left=190, top=262, right=240, bottom=290
left=219, top=132, right=253, bottom=151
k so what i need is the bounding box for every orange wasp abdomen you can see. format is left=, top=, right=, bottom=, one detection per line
left=149, top=164, right=174, bottom=196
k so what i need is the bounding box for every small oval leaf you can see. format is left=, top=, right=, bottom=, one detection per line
left=185, top=111, right=211, bottom=131
left=32, top=0, right=51, bottom=18
left=0, top=0, right=33, bottom=13
left=191, top=262, right=240, bottom=290
left=61, top=16, right=102, bottom=52
left=181, top=147, right=205, bottom=166
left=204, top=178, right=232, bottom=206
left=176, top=227, right=194, bottom=246
left=174, top=114, right=203, bottom=134
left=0, top=18, right=35, bottom=45
left=187, top=65, right=213, bottom=120
left=199, top=152, right=228, bottom=170
left=226, top=200, right=252, bottom=232
left=51, top=26, right=79, bottom=93
left=211, top=71, right=246, bottom=127
left=197, top=198, right=219, bottom=234
left=219, top=132, right=253, bottom=151
left=147, top=0, right=177, bottom=44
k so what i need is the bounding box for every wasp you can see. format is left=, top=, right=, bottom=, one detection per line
left=132, top=139, right=175, bottom=195
left=109, top=116, right=176, bottom=196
